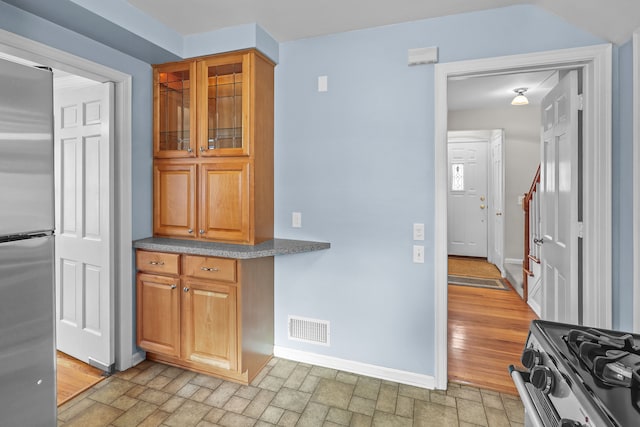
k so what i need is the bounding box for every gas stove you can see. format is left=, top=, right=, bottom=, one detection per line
left=511, top=320, right=640, bottom=427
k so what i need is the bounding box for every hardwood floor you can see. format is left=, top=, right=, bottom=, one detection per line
left=56, top=351, right=105, bottom=406
left=448, top=260, right=538, bottom=394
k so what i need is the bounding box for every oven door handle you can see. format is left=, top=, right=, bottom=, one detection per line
left=509, top=365, right=546, bottom=427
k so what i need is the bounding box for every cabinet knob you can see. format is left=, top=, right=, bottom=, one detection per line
left=149, top=260, right=165, bottom=266
left=170, top=284, right=177, bottom=290
left=183, top=287, right=189, bottom=293
left=199, top=229, right=205, bottom=234
left=188, top=229, right=193, bottom=234
left=187, top=147, right=193, bottom=153
left=200, top=146, right=206, bottom=153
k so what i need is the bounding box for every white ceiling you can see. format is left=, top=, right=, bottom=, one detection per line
left=125, top=0, right=640, bottom=44
left=448, top=70, right=558, bottom=111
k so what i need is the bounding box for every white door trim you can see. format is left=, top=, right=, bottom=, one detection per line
left=634, top=29, right=640, bottom=334
left=434, top=44, right=612, bottom=389
left=0, top=29, right=136, bottom=370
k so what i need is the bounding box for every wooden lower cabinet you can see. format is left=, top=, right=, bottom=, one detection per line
left=136, top=273, right=180, bottom=357
left=135, top=249, right=274, bottom=385
left=182, top=279, right=237, bottom=371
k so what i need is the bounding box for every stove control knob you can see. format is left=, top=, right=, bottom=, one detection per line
left=560, top=419, right=583, bottom=427
left=530, top=366, right=554, bottom=394
left=521, top=348, right=542, bottom=369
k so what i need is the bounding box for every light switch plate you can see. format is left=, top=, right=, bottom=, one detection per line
left=413, top=223, right=425, bottom=240
left=318, top=75, right=328, bottom=92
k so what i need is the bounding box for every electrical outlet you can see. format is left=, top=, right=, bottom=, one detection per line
left=413, top=223, right=425, bottom=240
left=413, top=245, right=424, bottom=263
left=292, top=212, right=302, bottom=228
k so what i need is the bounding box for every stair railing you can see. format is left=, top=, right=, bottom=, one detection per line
left=523, top=165, right=541, bottom=302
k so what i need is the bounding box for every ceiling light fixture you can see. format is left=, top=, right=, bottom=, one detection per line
left=511, top=87, right=529, bottom=106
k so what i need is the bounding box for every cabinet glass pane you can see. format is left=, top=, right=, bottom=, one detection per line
left=158, top=69, right=191, bottom=152
left=207, top=63, right=243, bottom=150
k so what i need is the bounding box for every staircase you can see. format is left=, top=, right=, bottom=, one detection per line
left=523, top=165, right=542, bottom=315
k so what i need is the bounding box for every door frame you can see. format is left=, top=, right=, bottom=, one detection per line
left=633, top=29, right=640, bottom=334
left=434, top=44, right=612, bottom=389
left=0, top=29, right=136, bottom=371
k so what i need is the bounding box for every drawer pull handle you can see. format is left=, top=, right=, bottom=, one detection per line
left=149, top=260, right=165, bottom=266
left=183, top=287, right=189, bottom=293
left=200, top=266, right=220, bottom=272
left=170, top=284, right=177, bottom=290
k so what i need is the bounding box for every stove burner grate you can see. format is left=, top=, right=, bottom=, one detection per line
left=564, top=328, right=640, bottom=388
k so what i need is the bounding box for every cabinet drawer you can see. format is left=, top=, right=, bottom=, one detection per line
left=183, top=255, right=236, bottom=283
left=136, top=250, right=180, bottom=276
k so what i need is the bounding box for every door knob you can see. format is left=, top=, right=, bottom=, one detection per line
left=480, top=196, right=485, bottom=201
left=480, top=204, right=485, bottom=209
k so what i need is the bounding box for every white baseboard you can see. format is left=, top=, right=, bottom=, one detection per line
left=504, top=258, right=523, bottom=265
left=273, top=346, right=437, bottom=390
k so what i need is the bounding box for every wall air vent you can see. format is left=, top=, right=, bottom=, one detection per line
left=288, top=315, right=330, bottom=346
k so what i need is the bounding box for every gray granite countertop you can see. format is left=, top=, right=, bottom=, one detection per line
left=133, top=237, right=330, bottom=259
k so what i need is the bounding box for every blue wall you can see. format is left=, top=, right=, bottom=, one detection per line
left=273, top=5, right=606, bottom=375
left=0, top=1, right=634, bottom=377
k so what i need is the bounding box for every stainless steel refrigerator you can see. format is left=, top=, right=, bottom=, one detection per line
left=0, top=58, right=56, bottom=425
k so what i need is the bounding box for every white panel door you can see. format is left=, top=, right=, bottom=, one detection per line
left=488, top=130, right=505, bottom=275
left=54, top=82, right=114, bottom=371
left=447, top=142, right=488, bottom=257
left=539, top=71, right=579, bottom=323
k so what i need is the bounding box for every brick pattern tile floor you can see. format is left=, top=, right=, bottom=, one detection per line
left=57, top=358, right=525, bottom=426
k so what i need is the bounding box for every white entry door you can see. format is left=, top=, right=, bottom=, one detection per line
left=54, top=82, right=114, bottom=372
left=488, top=130, right=505, bottom=275
left=539, top=70, right=579, bottom=323
left=448, top=142, right=488, bottom=257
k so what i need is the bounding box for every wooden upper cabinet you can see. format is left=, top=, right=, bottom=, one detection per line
left=154, top=61, right=197, bottom=158
left=197, top=53, right=250, bottom=157
left=152, top=49, right=274, bottom=244
left=154, top=161, right=197, bottom=238
left=199, top=159, right=250, bottom=242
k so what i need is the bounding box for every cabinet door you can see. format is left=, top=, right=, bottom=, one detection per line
left=199, top=159, right=250, bottom=242
left=197, top=53, right=250, bottom=157
left=154, top=161, right=197, bottom=238
left=181, top=280, right=238, bottom=371
left=136, top=273, right=180, bottom=357
left=154, top=61, right=197, bottom=158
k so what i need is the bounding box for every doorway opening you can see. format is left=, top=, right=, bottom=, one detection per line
left=434, top=44, right=613, bottom=390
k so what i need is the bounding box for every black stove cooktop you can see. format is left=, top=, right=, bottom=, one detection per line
left=534, top=320, right=640, bottom=426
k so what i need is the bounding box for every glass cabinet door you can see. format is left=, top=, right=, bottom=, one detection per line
left=198, top=53, right=250, bottom=156
left=154, top=62, right=197, bottom=157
